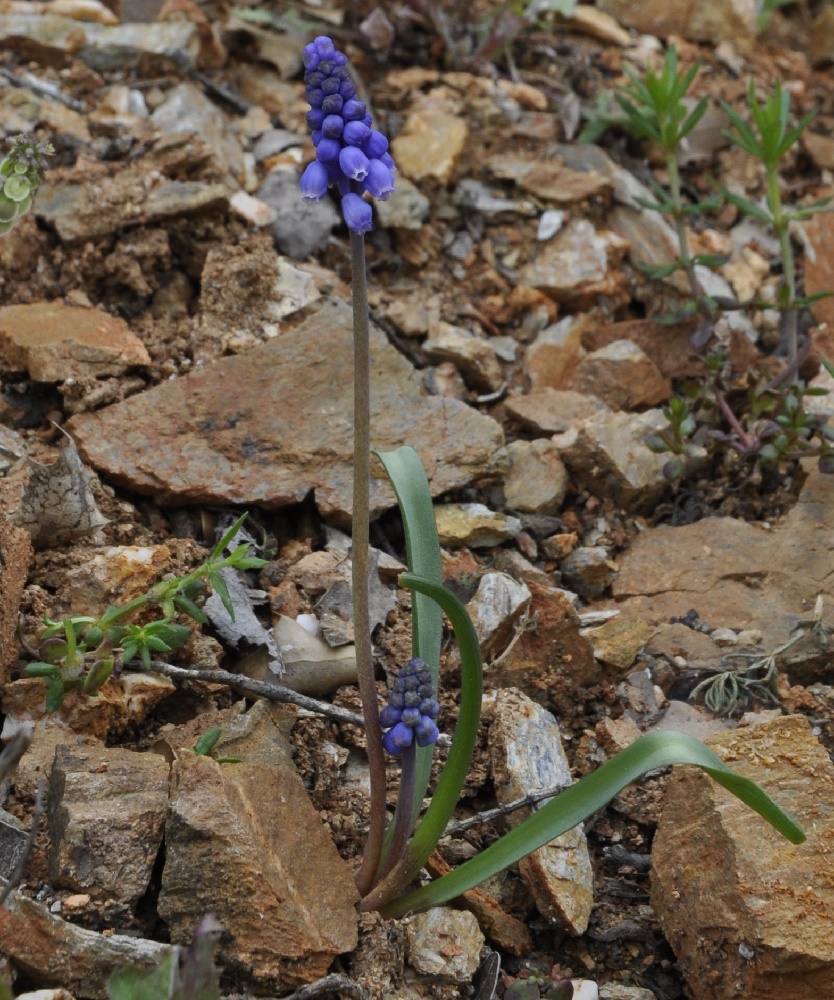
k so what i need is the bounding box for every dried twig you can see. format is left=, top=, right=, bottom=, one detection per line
left=0, top=778, right=45, bottom=907
left=444, top=781, right=570, bottom=835
left=279, top=974, right=369, bottom=1000
left=135, top=660, right=367, bottom=728
left=0, top=66, right=86, bottom=112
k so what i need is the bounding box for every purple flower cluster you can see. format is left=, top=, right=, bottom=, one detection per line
left=380, top=657, right=440, bottom=755
left=299, top=35, right=396, bottom=234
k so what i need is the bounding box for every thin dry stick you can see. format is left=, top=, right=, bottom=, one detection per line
left=0, top=778, right=45, bottom=907
left=350, top=229, right=387, bottom=898
left=443, top=782, right=571, bottom=836
left=138, top=660, right=365, bottom=727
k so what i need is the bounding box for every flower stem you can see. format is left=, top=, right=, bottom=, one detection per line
left=350, top=229, right=388, bottom=897
left=667, top=152, right=713, bottom=318
left=768, top=167, right=798, bottom=368
left=376, top=741, right=417, bottom=882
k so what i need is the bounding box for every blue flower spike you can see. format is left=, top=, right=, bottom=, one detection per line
left=299, top=34, right=396, bottom=234
left=380, top=658, right=440, bottom=755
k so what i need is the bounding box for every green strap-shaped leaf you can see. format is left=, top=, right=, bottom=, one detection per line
left=374, top=448, right=443, bottom=843
left=381, top=730, right=805, bottom=917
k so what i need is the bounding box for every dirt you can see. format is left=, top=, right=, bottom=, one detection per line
left=3, top=2, right=834, bottom=999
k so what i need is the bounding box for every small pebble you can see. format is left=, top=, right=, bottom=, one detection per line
left=537, top=209, right=566, bottom=241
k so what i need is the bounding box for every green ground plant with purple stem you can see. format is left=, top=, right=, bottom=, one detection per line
left=615, top=46, right=834, bottom=481
left=297, top=34, right=805, bottom=918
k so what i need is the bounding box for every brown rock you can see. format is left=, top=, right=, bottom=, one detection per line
left=48, top=744, right=169, bottom=906
left=435, top=504, right=520, bottom=548
left=0, top=892, right=168, bottom=999
left=0, top=514, right=31, bottom=683
left=0, top=303, right=150, bottom=382
left=557, top=408, right=671, bottom=513
left=652, top=715, right=834, bottom=1000
left=158, top=701, right=358, bottom=990
left=491, top=582, right=601, bottom=704
left=68, top=299, right=504, bottom=526
left=519, top=220, right=629, bottom=308
left=524, top=315, right=591, bottom=391
left=596, top=0, right=757, bottom=47
left=571, top=340, right=670, bottom=410
left=423, top=323, right=503, bottom=393
left=504, top=387, right=610, bottom=435
left=809, top=3, right=834, bottom=67
left=9, top=726, right=101, bottom=803
left=486, top=152, right=612, bottom=204
left=2, top=674, right=175, bottom=741
left=504, top=439, right=569, bottom=515
left=59, top=545, right=171, bottom=619
left=612, top=468, right=834, bottom=648
left=392, top=109, right=468, bottom=185
left=804, top=213, right=834, bottom=332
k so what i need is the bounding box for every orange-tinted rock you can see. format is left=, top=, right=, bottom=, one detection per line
left=804, top=212, right=834, bottom=332
left=0, top=514, right=31, bottom=683
left=524, top=315, right=591, bottom=391
left=504, top=387, right=610, bottom=435
left=652, top=715, right=834, bottom=1000
left=0, top=303, right=150, bottom=382
left=570, top=340, right=670, bottom=410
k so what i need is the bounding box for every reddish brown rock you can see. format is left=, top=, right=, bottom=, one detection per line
left=596, top=0, right=757, bottom=48
left=0, top=514, right=31, bottom=683
left=652, top=715, right=834, bottom=1000
left=490, top=582, right=601, bottom=705
left=524, top=315, right=591, bottom=391
left=804, top=213, right=834, bottom=332
left=68, top=299, right=504, bottom=526
left=158, top=701, right=358, bottom=990
left=0, top=303, right=150, bottom=382
left=612, top=467, right=834, bottom=650
left=486, top=152, right=612, bottom=204
left=570, top=340, right=671, bottom=410
left=504, top=387, right=610, bottom=435
left=0, top=892, right=168, bottom=999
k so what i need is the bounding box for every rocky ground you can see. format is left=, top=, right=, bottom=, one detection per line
left=2, top=1, right=834, bottom=998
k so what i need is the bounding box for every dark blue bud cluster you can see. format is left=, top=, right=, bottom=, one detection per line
left=380, top=657, right=440, bottom=755
left=299, top=35, right=397, bottom=234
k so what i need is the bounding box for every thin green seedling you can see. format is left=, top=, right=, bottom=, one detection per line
left=22, top=513, right=266, bottom=709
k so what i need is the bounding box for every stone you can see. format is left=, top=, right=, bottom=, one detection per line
left=589, top=616, right=654, bottom=671
left=435, top=503, right=521, bottom=548
left=423, top=323, right=503, bottom=393
left=491, top=582, right=601, bottom=706
left=36, top=171, right=230, bottom=244
left=0, top=812, right=27, bottom=886
left=611, top=467, right=834, bottom=649
left=392, top=109, right=468, bottom=185
left=0, top=303, right=150, bottom=382
left=0, top=892, right=168, bottom=999
left=486, top=151, right=612, bottom=204
left=9, top=727, right=100, bottom=803
left=405, top=909, right=484, bottom=984
left=67, top=299, right=504, bottom=526
left=652, top=715, right=834, bottom=1000
left=503, top=439, right=570, bottom=515
left=809, top=3, right=834, bottom=68
left=0, top=515, right=31, bottom=683
left=570, top=340, right=671, bottom=411
left=151, top=83, right=244, bottom=182
left=58, top=545, right=171, bottom=619
left=198, top=239, right=324, bottom=350
left=272, top=615, right=358, bottom=696
left=374, top=176, right=430, bottom=230
left=557, top=408, right=671, bottom=514
left=599, top=987, right=657, bottom=1000
left=559, top=546, right=615, bottom=600
left=48, top=744, right=169, bottom=906
left=519, top=220, right=629, bottom=308
left=0, top=15, right=199, bottom=71
left=465, top=572, right=532, bottom=660
left=2, top=674, right=175, bottom=742
left=596, top=0, right=757, bottom=47
left=803, top=213, right=834, bottom=332
left=0, top=425, right=25, bottom=474
left=524, top=315, right=591, bottom=391
left=259, top=169, right=338, bottom=253
left=488, top=688, right=594, bottom=934
left=456, top=178, right=537, bottom=220
left=648, top=700, right=731, bottom=741
left=505, top=388, right=610, bottom=435
left=16, top=990, right=76, bottom=1000
left=158, top=701, right=358, bottom=991
left=252, top=129, right=301, bottom=162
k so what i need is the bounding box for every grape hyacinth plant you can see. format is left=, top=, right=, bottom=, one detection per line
left=293, top=35, right=807, bottom=920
